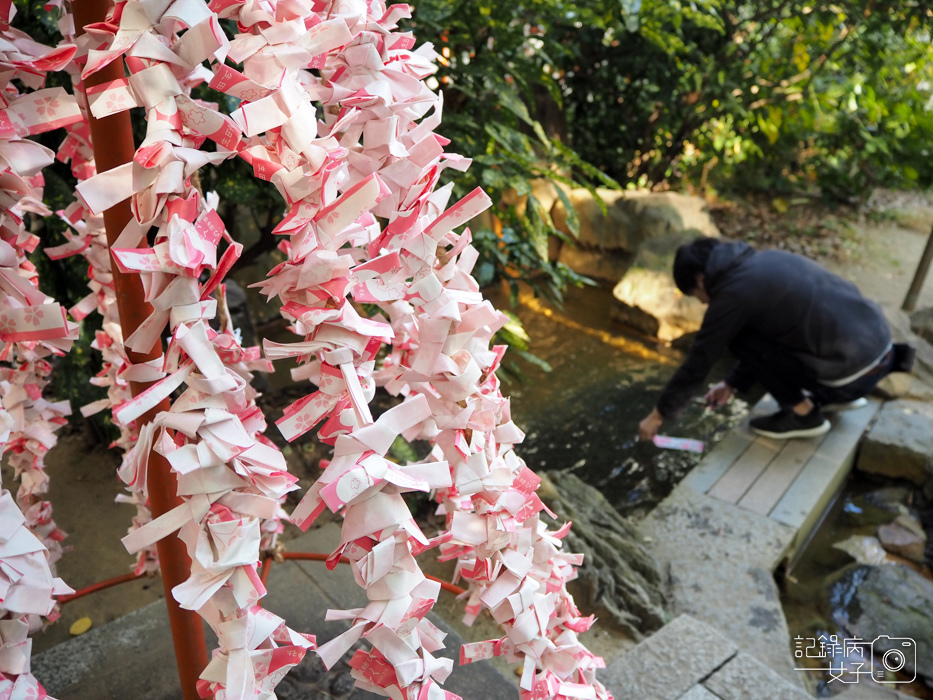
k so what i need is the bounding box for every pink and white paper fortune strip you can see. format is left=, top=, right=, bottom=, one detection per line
left=42, top=0, right=162, bottom=577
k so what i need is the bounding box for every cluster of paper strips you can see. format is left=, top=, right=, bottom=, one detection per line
left=39, top=0, right=164, bottom=576
left=0, top=6, right=82, bottom=698
left=187, top=2, right=610, bottom=700
left=0, top=0, right=614, bottom=697
left=75, top=0, right=315, bottom=696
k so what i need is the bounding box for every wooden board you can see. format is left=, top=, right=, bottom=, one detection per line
left=681, top=394, right=777, bottom=494
left=681, top=428, right=757, bottom=493
left=736, top=434, right=826, bottom=516
left=705, top=436, right=782, bottom=504
left=769, top=399, right=881, bottom=530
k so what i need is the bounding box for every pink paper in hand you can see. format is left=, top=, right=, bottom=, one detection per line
left=652, top=435, right=704, bottom=453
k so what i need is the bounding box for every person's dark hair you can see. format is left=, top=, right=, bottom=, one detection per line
left=673, top=237, right=721, bottom=294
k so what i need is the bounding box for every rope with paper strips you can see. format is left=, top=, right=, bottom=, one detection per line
left=202, top=2, right=612, bottom=700
left=75, top=1, right=315, bottom=697
left=0, top=5, right=82, bottom=698
left=41, top=0, right=162, bottom=576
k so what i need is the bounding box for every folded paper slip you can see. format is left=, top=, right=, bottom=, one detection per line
left=652, top=435, right=704, bottom=453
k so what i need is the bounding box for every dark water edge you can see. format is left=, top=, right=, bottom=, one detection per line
left=493, top=284, right=749, bottom=519
left=781, top=478, right=933, bottom=698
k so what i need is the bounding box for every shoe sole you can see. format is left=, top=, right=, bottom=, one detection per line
left=750, top=419, right=831, bottom=440
left=821, top=397, right=868, bottom=413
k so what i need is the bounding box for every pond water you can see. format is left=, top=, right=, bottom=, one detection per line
left=495, top=285, right=749, bottom=518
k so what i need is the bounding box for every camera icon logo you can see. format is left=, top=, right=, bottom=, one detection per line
left=871, top=636, right=916, bottom=683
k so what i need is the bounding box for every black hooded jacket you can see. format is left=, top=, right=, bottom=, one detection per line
left=656, top=241, right=891, bottom=418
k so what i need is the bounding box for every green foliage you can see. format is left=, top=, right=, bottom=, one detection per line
left=8, top=0, right=933, bottom=413
left=552, top=1, right=933, bottom=199
left=410, top=1, right=621, bottom=304
left=495, top=309, right=553, bottom=385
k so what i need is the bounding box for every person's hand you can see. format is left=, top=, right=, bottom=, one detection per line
left=704, top=381, right=734, bottom=408
left=639, top=407, right=663, bottom=442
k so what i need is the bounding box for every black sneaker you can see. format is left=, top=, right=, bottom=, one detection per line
left=749, top=407, right=830, bottom=440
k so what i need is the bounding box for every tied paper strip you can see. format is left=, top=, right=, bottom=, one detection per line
left=652, top=435, right=704, bottom=453
left=50, top=4, right=160, bottom=576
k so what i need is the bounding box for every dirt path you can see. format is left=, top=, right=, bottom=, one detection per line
left=825, top=192, right=933, bottom=311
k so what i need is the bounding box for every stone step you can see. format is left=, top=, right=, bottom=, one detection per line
left=602, top=614, right=737, bottom=700
left=602, top=614, right=812, bottom=700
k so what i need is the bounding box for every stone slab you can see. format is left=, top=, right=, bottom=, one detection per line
left=641, top=485, right=795, bottom=573
left=602, top=614, right=737, bottom=700
left=639, top=487, right=803, bottom=688
left=702, top=652, right=812, bottom=700
left=32, top=597, right=211, bottom=700
left=857, top=399, right=933, bottom=485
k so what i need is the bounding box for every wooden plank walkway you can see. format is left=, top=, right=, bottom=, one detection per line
left=681, top=394, right=881, bottom=561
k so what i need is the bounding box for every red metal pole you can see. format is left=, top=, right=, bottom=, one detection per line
left=58, top=572, right=143, bottom=604
left=72, top=3, right=209, bottom=698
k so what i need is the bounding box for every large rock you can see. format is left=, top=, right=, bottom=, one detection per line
left=552, top=188, right=720, bottom=253
left=550, top=188, right=720, bottom=284
left=874, top=372, right=933, bottom=401
left=878, top=514, right=927, bottom=564
left=557, top=245, right=634, bottom=285
left=538, top=471, right=667, bottom=638
left=610, top=230, right=709, bottom=341
left=881, top=303, right=933, bottom=384
left=857, top=400, right=933, bottom=485
left=828, top=564, right=933, bottom=684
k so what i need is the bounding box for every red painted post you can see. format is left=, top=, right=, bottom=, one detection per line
left=72, top=2, right=210, bottom=698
